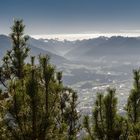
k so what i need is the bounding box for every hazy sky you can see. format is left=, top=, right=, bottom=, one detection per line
left=1, top=0, right=140, bottom=35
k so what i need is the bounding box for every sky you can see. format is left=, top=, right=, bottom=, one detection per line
left=1, top=0, right=140, bottom=38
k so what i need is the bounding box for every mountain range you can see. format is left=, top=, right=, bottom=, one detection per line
left=0, top=35, right=67, bottom=65
left=1, top=35, right=140, bottom=65
left=39, top=36, right=140, bottom=60
left=63, top=36, right=140, bottom=61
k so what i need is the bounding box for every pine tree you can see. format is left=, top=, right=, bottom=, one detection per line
left=83, top=88, right=126, bottom=140
left=126, top=69, right=140, bottom=124
left=62, top=88, right=81, bottom=140
left=2, top=56, right=59, bottom=139
left=9, top=19, right=29, bottom=79
left=0, top=19, right=29, bottom=86
left=2, top=56, right=81, bottom=140
left=126, top=69, right=140, bottom=139
left=0, top=20, right=80, bottom=140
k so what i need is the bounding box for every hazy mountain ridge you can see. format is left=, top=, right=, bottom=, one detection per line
left=64, top=36, right=140, bottom=60
left=1, top=34, right=140, bottom=64
left=2, top=35, right=140, bottom=55
left=39, top=38, right=77, bottom=56
left=0, top=35, right=68, bottom=65
left=38, top=36, right=140, bottom=60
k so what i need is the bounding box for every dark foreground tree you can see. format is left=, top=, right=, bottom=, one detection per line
left=83, top=88, right=128, bottom=140
left=0, top=19, right=29, bottom=88
left=126, top=69, right=140, bottom=139
left=0, top=20, right=80, bottom=140
left=61, top=88, right=81, bottom=140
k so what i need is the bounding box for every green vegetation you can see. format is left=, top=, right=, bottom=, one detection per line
left=0, top=20, right=80, bottom=140
left=0, top=19, right=140, bottom=140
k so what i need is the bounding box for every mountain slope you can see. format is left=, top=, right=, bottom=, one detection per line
left=64, top=36, right=140, bottom=60
left=0, top=35, right=68, bottom=65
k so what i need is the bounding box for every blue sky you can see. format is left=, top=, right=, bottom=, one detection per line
left=1, top=0, right=140, bottom=35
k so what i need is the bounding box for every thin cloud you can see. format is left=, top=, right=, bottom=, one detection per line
left=31, top=32, right=140, bottom=41
left=120, top=30, right=140, bottom=33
